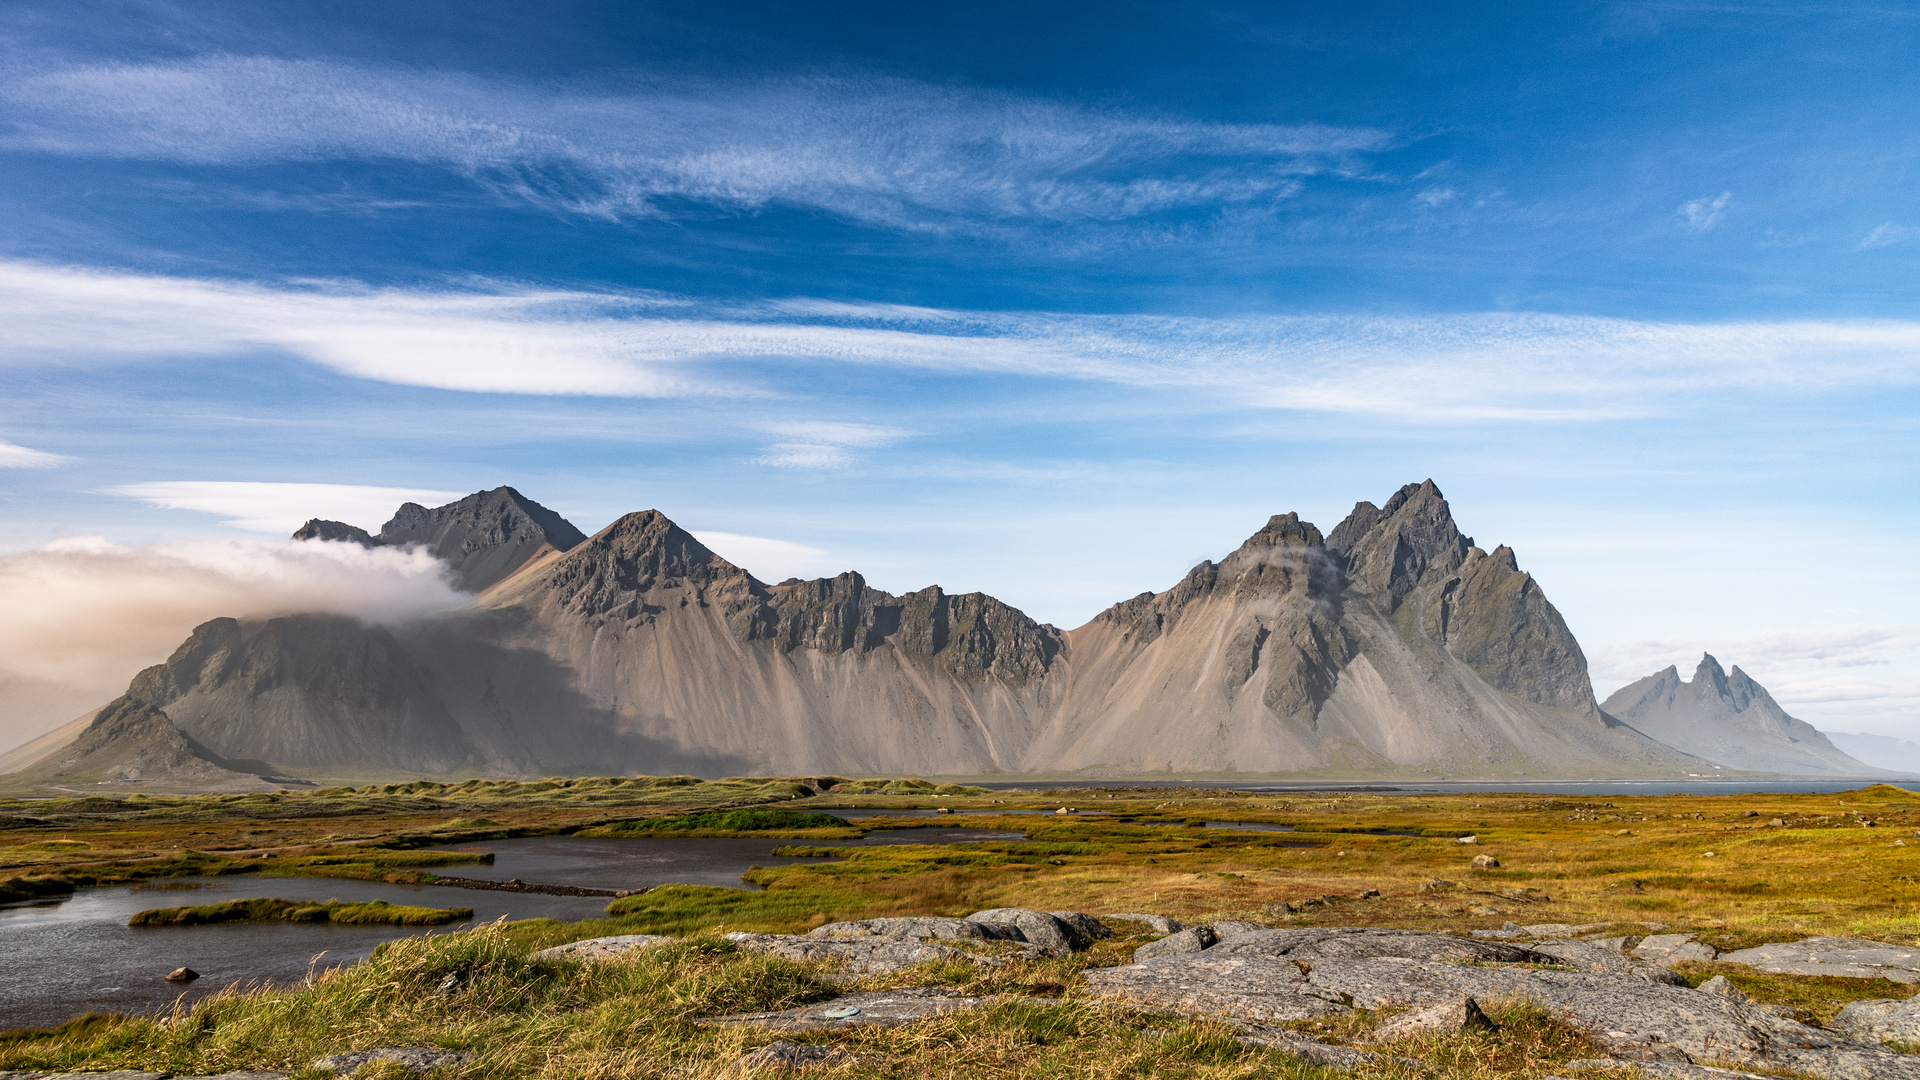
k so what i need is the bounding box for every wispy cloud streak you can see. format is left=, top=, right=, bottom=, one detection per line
left=108, top=481, right=466, bottom=533
left=0, top=440, right=64, bottom=467
left=0, top=56, right=1388, bottom=232
left=5, top=261, right=1920, bottom=420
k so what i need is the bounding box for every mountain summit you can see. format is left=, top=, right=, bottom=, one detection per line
left=9, top=481, right=1724, bottom=785
left=294, top=485, right=586, bottom=591
left=1601, top=654, right=1879, bottom=776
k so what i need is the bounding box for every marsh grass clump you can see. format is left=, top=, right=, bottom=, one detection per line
left=588, top=808, right=852, bottom=836
left=129, top=898, right=471, bottom=927
left=601, top=883, right=877, bottom=935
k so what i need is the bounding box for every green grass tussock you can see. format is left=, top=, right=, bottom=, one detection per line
left=588, top=808, right=851, bottom=837
left=0, top=874, right=76, bottom=904
left=130, top=897, right=471, bottom=927
left=602, top=883, right=874, bottom=934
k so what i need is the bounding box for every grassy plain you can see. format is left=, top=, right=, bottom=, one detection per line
left=4, top=777, right=1920, bottom=1079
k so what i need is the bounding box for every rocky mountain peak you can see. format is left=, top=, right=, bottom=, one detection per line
left=1602, top=654, right=1877, bottom=776
left=1240, top=512, right=1324, bottom=550
left=1692, top=652, right=1732, bottom=696
left=533, top=509, right=762, bottom=630
left=1328, top=479, right=1472, bottom=611
left=375, top=486, right=588, bottom=592
left=291, top=519, right=376, bottom=546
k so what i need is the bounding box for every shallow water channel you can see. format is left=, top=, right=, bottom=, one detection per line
left=0, top=825, right=1029, bottom=1032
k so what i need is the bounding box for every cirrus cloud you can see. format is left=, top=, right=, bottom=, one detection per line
left=0, top=56, right=1389, bottom=234
left=6, top=260, right=1920, bottom=421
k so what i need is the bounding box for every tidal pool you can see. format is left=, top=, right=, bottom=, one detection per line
left=1, top=826, right=1028, bottom=1032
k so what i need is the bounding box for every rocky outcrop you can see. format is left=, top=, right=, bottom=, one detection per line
left=1716, top=937, right=1920, bottom=982
left=722, top=933, right=992, bottom=973
left=1832, top=997, right=1920, bottom=1044
left=1603, top=656, right=1882, bottom=777
left=801, top=910, right=1108, bottom=961
left=699, top=986, right=1003, bottom=1033
left=528, top=934, right=675, bottom=962
left=1084, top=926, right=1920, bottom=1079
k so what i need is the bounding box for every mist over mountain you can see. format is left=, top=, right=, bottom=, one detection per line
left=1600, top=654, right=1883, bottom=777
left=1823, top=732, right=1920, bottom=777
left=5, top=480, right=1791, bottom=787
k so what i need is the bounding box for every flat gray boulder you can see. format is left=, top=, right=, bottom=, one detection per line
left=726, top=932, right=990, bottom=973
left=1832, top=997, right=1920, bottom=1044
left=1134, top=926, right=1216, bottom=962
left=807, top=917, right=1011, bottom=942
left=1082, top=954, right=1347, bottom=1023
left=1051, top=911, right=1113, bottom=943
left=1718, top=937, right=1920, bottom=982
left=1207, top=926, right=1533, bottom=963
left=966, top=908, right=1083, bottom=956
left=1210, top=920, right=1266, bottom=940
left=1102, top=913, right=1184, bottom=935
left=1633, top=933, right=1718, bottom=965
left=529, top=934, right=675, bottom=962
left=1528, top=939, right=1689, bottom=985
left=312, top=1049, right=475, bottom=1075
left=699, top=986, right=997, bottom=1033
left=1525, top=923, right=1609, bottom=937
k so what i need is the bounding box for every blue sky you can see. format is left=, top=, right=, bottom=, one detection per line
left=2, top=0, right=1917, bottom=745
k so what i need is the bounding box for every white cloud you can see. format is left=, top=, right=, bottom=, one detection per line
left=1861, top=222, right=1920, bottom=249
left=691, top=531, right=834, bottom=583
left=0, top=440, right=64, bottom=467
left=107, top=481, right=464, bottom=533
left=1680, top=191, right=1732, bottom=231
left=0, top=56, right=1389, bottom=233
left=7, top=260, right=1920, bottom=420
left=753, top=421, right=909, bottom=469
left=1414, top=186, right=1458, bottom=207
left=0, top=535, right=467, bottom=750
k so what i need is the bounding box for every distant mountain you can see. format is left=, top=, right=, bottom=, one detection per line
left=6, top=481, right=1712, bottom=784
left=1600, top=654, right=1884, bottom=777
left=1822, top=732, right=1920, bottom=778
left=3, top=695, right=284, bottom=793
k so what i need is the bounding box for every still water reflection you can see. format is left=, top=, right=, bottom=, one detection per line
left=0, top=826, right=1027, bottom=1032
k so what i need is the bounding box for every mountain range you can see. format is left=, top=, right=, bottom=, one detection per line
left=2, top=481, right=1887, bottom=789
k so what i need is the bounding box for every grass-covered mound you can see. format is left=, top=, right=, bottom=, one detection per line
left=129, top=897, right=471, bottom=927
left=588, top=808, right=852, bottom=836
